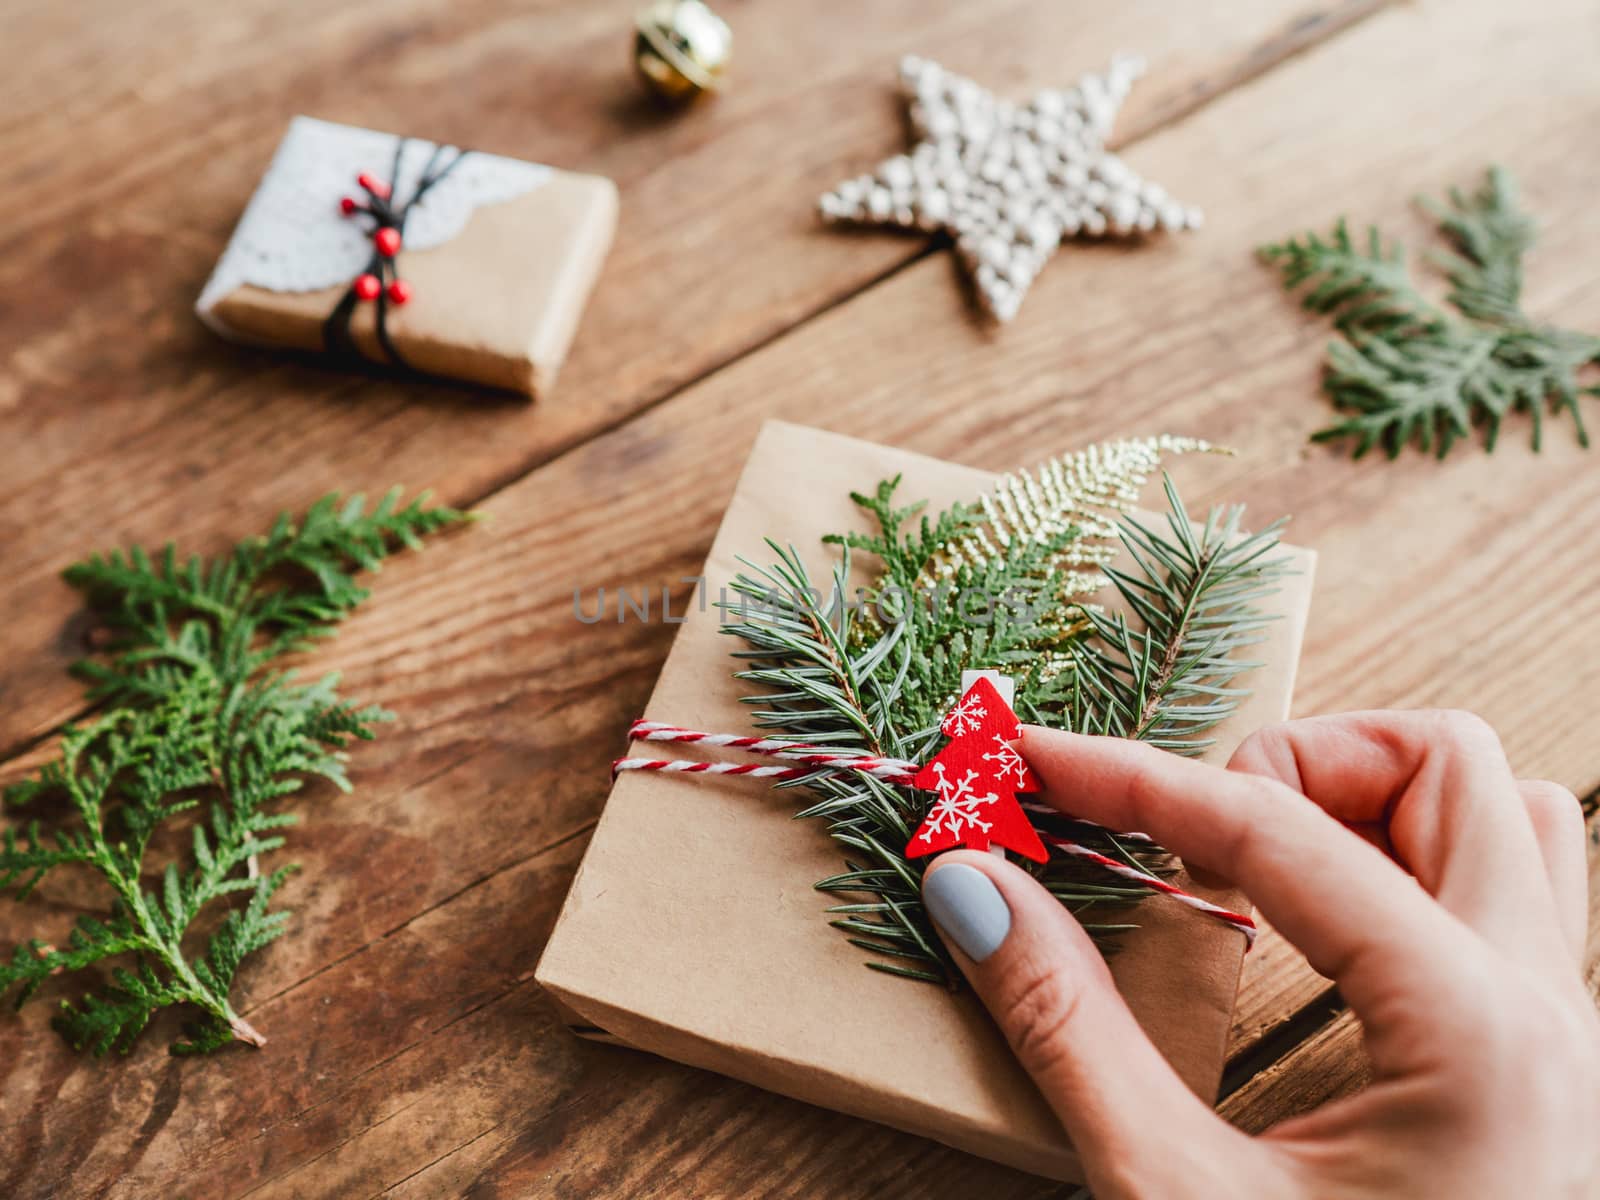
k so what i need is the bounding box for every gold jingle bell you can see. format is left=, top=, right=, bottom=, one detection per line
left=633, top=0, right=732, bottom=102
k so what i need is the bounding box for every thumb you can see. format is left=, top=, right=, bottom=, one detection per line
left=922, top=852, right=1273, bottom=1196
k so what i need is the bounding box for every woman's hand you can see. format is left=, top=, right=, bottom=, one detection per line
left=920, top=711, right=1598, bottom=1199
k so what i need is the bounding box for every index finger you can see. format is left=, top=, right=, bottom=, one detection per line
left=1227, top=712, right=1569, bottom=967
left=1019, top=726, right=1480, bottom=1024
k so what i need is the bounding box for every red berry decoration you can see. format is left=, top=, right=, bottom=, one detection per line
left=353, top=273, right=382, bottom=301
left=373, top=227, right=402, bottom=257
left=339, top=196, right=358, bottom=216
left=356, top=172, right=391, bottom=200
left=387, top=279, right=412, bottom=305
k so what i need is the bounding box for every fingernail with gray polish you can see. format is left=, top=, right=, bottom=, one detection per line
left=923, top=863, right=1011, bottom=962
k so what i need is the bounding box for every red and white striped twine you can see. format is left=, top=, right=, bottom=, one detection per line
left=615, top=719, right=1256, bottom=946
left=1039, top=833, right=1257, bottom=945
left=616, top=720, right=920, bottom=785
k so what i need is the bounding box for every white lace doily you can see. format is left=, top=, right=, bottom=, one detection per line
left=197, top=116, right=551, bottom=328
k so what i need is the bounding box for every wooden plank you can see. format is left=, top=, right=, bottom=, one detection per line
left=1228, top=921, right=1325, bottom=1054
left=1219, top=1010, right=1369, bottom=1135
left=4, top=0, right=1598, bottom=1194
left=0, top=0, right=1387, bottom=756
left=1, top=827, right=1059, bottom=1200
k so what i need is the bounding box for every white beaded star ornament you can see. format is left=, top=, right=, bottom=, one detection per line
left=819, top=54, right=1201, bottom=322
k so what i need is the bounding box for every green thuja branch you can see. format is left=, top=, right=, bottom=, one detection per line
left=0, top=489, right=468, bottom=1054
left=724, top=459, right=1286, bottom=985
left=1261, top=166, right=1600, bottom=459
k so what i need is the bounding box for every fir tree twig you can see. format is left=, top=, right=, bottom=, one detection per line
left=723, top=452, right=1287, bottom=985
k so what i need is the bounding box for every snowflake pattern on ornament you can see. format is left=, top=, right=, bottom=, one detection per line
left=980, top=735, right=1030, bottom=787
left=942, top=692, right=989, bottom=737
left=907, top=674, right=1048, bottom=861
left=920, top=762, right=999, bottom=841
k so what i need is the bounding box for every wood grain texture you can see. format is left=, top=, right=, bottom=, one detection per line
left=0, top=0, right=1386, bottom=756
left=1219, top=1010, right=1370, bottom=1136
left=1228, top=921, right=1328, bottom=1054
left=2, top=0, right=1598, bottom=1195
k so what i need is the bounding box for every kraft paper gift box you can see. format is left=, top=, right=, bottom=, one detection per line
left=197, top=116, right=617, bottom=397
left=536, top=421, right=1316, bottom=1182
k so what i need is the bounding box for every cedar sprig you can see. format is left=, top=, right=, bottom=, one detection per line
left=1261, top=166, right=1600, bottom=459
left=0, top=489, right=468, bottom=1054
left=723, top=460, right=1286, bottom=984
left=64, top=491, right=464, bottom=704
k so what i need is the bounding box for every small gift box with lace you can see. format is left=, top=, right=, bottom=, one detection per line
left=197, top=116, right=617, bottom=398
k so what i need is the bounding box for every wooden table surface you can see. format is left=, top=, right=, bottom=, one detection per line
left=2, top=0, right=1598, bottom=1196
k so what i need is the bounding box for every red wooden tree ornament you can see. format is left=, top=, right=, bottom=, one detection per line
left=906, top=675, right=1047, bottom=863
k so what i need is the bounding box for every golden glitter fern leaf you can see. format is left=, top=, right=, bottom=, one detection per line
left=925, top=434, right=1221, bottom=620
